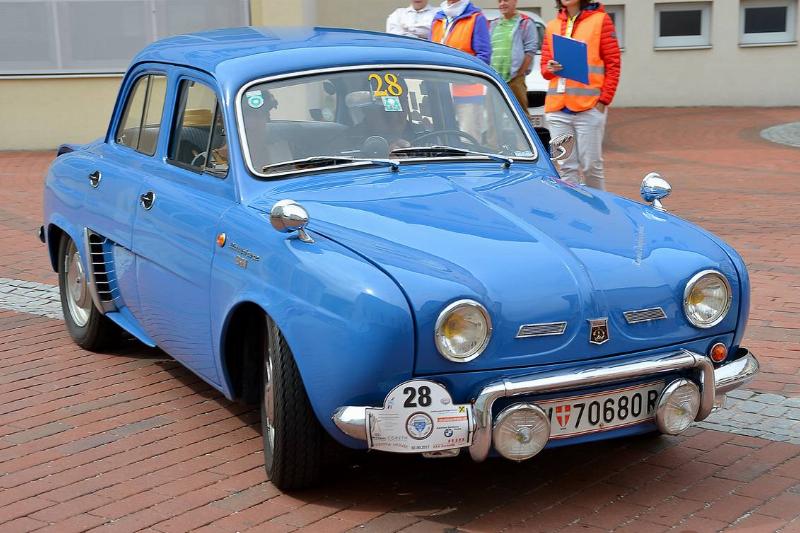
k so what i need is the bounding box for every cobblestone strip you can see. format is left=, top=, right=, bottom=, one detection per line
left=699, top=389, right=800, bottom=445
left=761, top=121, right=800, bottom=148
left=0, top=277, right=63, bottom=320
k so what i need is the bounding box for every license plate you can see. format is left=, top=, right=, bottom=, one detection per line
left=529, top=114, right=544, bottom=128
left=540, top=381, right=665, bottom=439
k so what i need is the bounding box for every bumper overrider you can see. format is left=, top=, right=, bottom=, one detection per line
left=332, top=348, right=759, bottom=462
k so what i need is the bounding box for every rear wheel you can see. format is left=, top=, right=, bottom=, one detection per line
left=58, top=234, right=120, bottom=351
left=261, top=316, right=326, bottom=490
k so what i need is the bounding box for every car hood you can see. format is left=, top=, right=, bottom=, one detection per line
left=249, top=164, right=740, bottom=374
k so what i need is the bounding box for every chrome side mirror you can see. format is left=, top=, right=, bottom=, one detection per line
left=270, top=199, right=314, bottom=243
left=640, top=172, right=672, bottom=211
left=549, top=133, right=575, bottom=162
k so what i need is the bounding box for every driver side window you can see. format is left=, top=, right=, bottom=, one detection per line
left=169, top=80, right=228, bottom=176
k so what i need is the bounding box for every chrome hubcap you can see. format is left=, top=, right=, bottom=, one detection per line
left=64, top=241, right=91, bottom=327
left=263, top=356, right=275, bottom=448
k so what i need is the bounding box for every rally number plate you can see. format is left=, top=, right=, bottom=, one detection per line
left=541, top=381, right=666, bottom=439
left=366, top=380, right=472, bottom=453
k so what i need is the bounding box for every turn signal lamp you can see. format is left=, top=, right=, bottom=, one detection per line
left=655, top=379, right=701, bottom=435
left=492, top=404, right=550, bottom=461
left=709, top=342, right=728, bottom=363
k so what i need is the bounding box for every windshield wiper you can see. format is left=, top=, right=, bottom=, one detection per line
left=391, top=146, right=513, bottom=168
left=262, top=156, right=399, bottom=174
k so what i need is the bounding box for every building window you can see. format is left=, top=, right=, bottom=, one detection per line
left=740, top=0, right=797, bottom=45
left=605, top=5, right=625, bottom=49
left=0, top=0, right=250, bottom=76
left=654, top=3, right=712, bottom=49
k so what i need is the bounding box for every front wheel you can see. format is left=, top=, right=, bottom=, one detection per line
left=261, top=316, right=326, bottom=490
left=57, top=234, right=120, bottom=351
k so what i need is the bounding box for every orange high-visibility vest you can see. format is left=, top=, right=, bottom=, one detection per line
left=432, top=14, right=484, bottom=99
left=431, top=13, right=479, bottom=56
left=544, top=13, right=606, bottom=113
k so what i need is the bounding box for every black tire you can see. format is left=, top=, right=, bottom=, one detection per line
left=58, top=233, right=121, bottom=351
left=261, top=316, right=326, bottom=490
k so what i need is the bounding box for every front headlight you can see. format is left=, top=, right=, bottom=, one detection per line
left=435, top=299, right=492, bottom=362
left=683, top=270, right=732, bottom=328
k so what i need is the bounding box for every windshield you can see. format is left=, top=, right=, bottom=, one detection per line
left=239, top=68, right=536, bottom=176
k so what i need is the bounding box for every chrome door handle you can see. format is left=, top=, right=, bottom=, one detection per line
left=88, top=171, right=101, bottom=188
left=139, top=191, right=156, bottom=210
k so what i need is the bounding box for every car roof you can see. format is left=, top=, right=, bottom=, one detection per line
left=131, top=26, right=495, bottom=94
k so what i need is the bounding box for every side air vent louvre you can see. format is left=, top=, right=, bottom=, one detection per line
left=87, top=231, right=119, bottom=305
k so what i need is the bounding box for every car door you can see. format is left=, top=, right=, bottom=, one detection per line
left=132, top=73, right=235, bottom=385
left=84, top=68, right=169, bottom=326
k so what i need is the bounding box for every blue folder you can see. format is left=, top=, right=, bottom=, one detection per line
left=553, top=34, right=589, bottom=85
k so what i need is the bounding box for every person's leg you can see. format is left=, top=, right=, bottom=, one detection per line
left=544, top=111, right=579, bottom=184
left=573, top=107, right=607, bottom=190
left=455, top=101, right=484, bottom=143
left=508, top=74, right=529, bottom=113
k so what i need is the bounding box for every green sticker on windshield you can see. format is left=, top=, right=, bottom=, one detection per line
left=382, top=96, right=402, bottom=112
left=245, top=90, right=264, bottom=109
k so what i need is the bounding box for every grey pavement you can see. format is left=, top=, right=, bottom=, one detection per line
left=0, top=277, right=63, bottom=319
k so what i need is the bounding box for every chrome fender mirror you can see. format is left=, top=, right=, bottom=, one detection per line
left=640, top=173, right=672, bottom=211
left=549, top=133, right=575, bottom=162
left=270, top=199, right=314, bottom=243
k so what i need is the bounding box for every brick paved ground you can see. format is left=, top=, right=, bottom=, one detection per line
left=1, top=107, right=799, bottom=532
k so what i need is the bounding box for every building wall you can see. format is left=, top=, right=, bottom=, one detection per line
left=1, top=0, right=797, bottom=150
left=468, top=0, right=800, bottom=107
left=0, top=76, right=122, bottom=150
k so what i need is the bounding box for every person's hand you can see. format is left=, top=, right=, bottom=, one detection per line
left=546, top=60, right=563, bottom=74
left=596, top=102, right=606, bottom=112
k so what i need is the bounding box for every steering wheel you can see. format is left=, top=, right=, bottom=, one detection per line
left=413, top=129, right=480, bottom=146
left=191, top=151, right=208, bottom=167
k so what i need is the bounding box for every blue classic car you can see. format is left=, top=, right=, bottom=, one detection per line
left=42, top=27, right=759, bottom=490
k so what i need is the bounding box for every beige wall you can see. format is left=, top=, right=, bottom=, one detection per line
left=0, top=77, right=122, bottom=151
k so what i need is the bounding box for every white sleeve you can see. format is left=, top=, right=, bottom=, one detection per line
left=386, top=9, right=404, bottom=35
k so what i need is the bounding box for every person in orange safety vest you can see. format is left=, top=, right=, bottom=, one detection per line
left=431, top=1, right=492, bottom=142
left=541, top=0, right=621, bottom=191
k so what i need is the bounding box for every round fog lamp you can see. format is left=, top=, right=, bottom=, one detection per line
left=656, top=379, right=701, bottom=435
left=492, top=404, right=550, bottom=461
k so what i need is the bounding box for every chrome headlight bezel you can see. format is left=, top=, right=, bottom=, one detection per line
left=434, top=299, right=492, bottom=363
left=683, top=270, right=733, bottom=329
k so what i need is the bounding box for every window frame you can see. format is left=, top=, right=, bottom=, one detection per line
left=654, top=2, right=712, bottom=49
left=113, top=72, right=168, bottom=157
left=167, top=77, right=229, bottom=179
left=740, top=0, right=798, bottom=46
left=605, top=5, right=626, bottom=50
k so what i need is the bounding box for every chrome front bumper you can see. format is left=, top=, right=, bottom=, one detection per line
left=332, top=348, right=759, bottom=462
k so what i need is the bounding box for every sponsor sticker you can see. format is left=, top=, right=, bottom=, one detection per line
left=382, top=96, right=403, bottom=112
left=366, top=380, right=472, bottom=453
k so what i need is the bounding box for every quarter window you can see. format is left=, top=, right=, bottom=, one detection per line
left=654, top=3, right=712, bottom=49
left=169, top=80, right=229, bottom=176
left=740, top=0, right=797, bottom=45
left=115, top=74, right=167, bottom=156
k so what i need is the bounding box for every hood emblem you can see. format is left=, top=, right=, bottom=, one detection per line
left=588, top=318, right=609, bottom=345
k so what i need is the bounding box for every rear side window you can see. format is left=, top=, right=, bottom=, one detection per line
left=169, top=80, right=228, bottom=176
left=115, top=74, right=167, bottom=156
